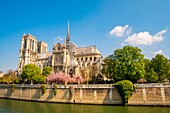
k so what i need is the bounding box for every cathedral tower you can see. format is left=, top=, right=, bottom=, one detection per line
left=18, top=34, right=37, bottom=74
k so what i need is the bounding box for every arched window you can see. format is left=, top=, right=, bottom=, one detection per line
left=24, top=38, right=27, bottom=49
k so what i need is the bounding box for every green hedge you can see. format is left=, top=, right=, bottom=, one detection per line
left=113, top=80, right=135, bottom=105
left=41, top=84, right=47, bottom=94
left=11, top=84, right=16, bottom=93
left=53, top=84, right=58, bottom=96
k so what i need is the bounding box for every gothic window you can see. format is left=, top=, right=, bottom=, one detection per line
left=90, top=57, right=92, bottom=61
left=69, top=69, right=74, bottom=77
left=58, top=46, right=60, bottom=51
left=37, top=45, right=40, bottom=53
left=94, top=57, right=96, bottom=62
left=55, top=54, right=63, bottom=64
left=32, top=41, right=34, bottom=51
left=24, top=38, right=27, bottom=49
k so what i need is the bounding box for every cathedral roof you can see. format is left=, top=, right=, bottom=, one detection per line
left=37, top=52, right=52, bottom=60
left=75, top=45, right=101, bottom=55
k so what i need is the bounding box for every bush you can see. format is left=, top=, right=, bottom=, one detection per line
left=41, top=84, right=47, bottom=94
left=11, top=84, right=16, bottom=93
left=32, top=75, right=46, bottom=84
left=53, top=84, right=58, bottom=96
left=113, top=80, right=135, bottom=105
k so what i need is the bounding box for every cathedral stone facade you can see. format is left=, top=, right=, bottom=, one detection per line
left=18, top=21, right=102, bottom=81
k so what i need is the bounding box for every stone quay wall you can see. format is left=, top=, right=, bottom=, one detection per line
left=0, top=84, right=122, bottom=105
left=128, top=84, right=170, bottom=106
left=0, top=84, right=170, bottom=106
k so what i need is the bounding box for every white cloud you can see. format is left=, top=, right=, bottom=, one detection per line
left=124, top=29, right=167, bottom=45
left=126, top=27, right=132, bottom=36
left=153, top=50, right=163, bottom=56
left=109, top=25, right=131, bottom=37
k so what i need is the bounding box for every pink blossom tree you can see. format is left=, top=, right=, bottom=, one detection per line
left=47, top=71, right=84, bottom=85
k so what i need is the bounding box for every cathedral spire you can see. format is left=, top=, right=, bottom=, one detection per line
left=66, top=20, right=70, bottom=42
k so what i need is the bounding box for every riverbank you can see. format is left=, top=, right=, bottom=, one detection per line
left=0, top=84, right=169, bottom=106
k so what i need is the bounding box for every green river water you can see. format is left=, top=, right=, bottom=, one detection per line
left=0, top=99, right=169, bottom=113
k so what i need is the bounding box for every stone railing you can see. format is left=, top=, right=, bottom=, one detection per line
left=48, top=84, right=113, bottom=89
left=135, top=83, right=170, bottom=88
left=0, top=84, right=114, bottom=89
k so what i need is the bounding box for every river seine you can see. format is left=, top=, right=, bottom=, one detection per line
left=0, top=99, right=169, bottom=113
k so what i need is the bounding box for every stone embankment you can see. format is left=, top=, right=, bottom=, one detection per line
left=128, top=83, right=170, bottom=106
left=0, top=84, right=122, bottom=105
left=0, top=83, right=170, bottom=106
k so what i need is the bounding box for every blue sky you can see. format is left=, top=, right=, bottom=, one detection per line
left=0, top=0, right=170, bottom=73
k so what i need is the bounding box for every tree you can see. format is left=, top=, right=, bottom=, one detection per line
left=42, top=66, right=52, bottom=77
left=114, top=46, right=145, bottom=83
left=151, top=54, right=170, bottom=82
left=144, top=59, right=158, bottom=83
left=20, top=64, right=41, bottom=83
left=1, top=69, right=17, bottom=84
left=101, top=54, right=116, bottom=80
left=32, top=75, right=46, bottom=84
left=46, top=71, right=84, bottom=84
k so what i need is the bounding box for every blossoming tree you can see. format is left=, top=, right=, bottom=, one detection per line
left=46, top=71, right=84, bottom=85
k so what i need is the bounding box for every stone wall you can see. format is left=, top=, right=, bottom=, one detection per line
left=0, top=84, right=122, bottom=105
left=128, top=84, right=170, bottom=106
left=0, top=84, right=170, bottom=105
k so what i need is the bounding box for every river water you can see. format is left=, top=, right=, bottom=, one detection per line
left=0, top=99, right=169, bottom=113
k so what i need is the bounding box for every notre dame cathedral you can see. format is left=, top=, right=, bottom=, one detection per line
left=17, top=21, right=102, bottom=81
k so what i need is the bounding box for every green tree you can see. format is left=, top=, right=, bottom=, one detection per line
left=101, top=54, right=116, bottom=80
left=32, top=75, right=46, bottom=84
left=151, top=54, right=170, bottom=82
left=1, top=70, right=17, bottom=84
left=21, top=64, right=41, bottom=83
left=114, top=46, right=145, bottom=83
left=144, top=59, right=158, bottom=82
left=42, top=66, right=52, bottom=76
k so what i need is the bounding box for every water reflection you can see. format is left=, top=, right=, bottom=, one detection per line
left=0, top=99, right=169, bottom=113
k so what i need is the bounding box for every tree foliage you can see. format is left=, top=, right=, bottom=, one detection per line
left=101, top=45, right=170, bottom=83
left=32, top=75, right=46, bottom=84
left=114, top=46, right=145, bottom=82
left=144, top=59, right=158, bottom=82
left=101, top=54, right=116, bottom=80
left=114, top=80, right=135, bottom=105
left=150, top=54, right=170, bottom=82
left=42, top=66, right=52, bottom=76
left=0, top=70, right=17, bottom=84
left=20, top=64, right=41, bottom=83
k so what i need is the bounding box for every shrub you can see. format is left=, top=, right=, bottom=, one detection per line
left=11, top=84, right=16, bottom=93
left=53, top=84, right=58, bottom=96
left=41, top=84, right=47, bottom=94
left=113, top=80, right=135, bottom=105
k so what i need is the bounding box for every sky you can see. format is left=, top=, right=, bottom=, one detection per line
left=0, top=0, right=170, bottom=73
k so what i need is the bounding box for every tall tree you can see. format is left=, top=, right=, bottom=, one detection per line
left=151, top=54, right=170, bottom=82
left=144, top=59, right=158, bottom=83
left=114, top=46, right=145, bottom=82
left=101, top=54, right=116, bottom=80
left=1, top=69, right=17, bottom=84
left=21, top=64, right=41, bottom=83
